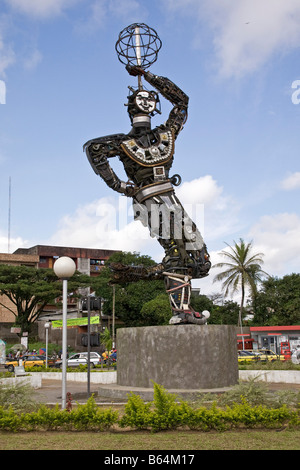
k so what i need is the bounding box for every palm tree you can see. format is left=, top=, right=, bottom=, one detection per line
left=100, top=327, right=113, bottom=351
left=212, top=238, right=269, bottom=332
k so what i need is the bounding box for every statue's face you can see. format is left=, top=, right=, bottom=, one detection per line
left=134, top=90, right=156, bottom=114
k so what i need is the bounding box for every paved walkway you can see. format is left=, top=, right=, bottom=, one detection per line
left=33, top=379, right=125, bottom=404
left=33, top=378, right=300, bottom=406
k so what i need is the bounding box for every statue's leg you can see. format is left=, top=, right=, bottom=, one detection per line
left=143, top=192, right=211, bottom=279
left=164, top=272, right=210, bottom=325
left=135, top=192, right=211, bottom=324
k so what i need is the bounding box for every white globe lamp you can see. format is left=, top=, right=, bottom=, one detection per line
left=53, top=256, right=76, bottom=279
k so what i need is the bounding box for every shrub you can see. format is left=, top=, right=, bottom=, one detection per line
left=119, top=392, right=152, bottom=430
left=0, top=382, right=299, bottom=433
left=0, top=382, right=40, bottom=413
left=0, top=396, right=119, bottom=432
left=195, top=376, right=300, bottom=409
left=150, top=383, right=193, bottom=432
left=119, top=382, right=300, bottom=433
left=69, top=397, right=119, bottom=431
left=119, top=383, right=194, bottom=432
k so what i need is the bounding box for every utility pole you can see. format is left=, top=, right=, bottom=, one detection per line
left=8, top=176, right=11, bottom=253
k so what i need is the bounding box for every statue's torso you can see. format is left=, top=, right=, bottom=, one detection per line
left=120, top=126, right=175, bottom=186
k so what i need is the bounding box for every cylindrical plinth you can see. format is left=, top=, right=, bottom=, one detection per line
left=117, top=325, right=238, bottom=390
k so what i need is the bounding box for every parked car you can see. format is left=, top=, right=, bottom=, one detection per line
left=55, top=352, right=102, bottom=369
left=5, top=355, right=46, bottom=372
left=238, top=350, right=261, bottom=363
left=255, top=349, right=285, bottom=361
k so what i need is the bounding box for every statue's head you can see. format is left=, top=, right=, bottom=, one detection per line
left=126, top=88, right=160, bottom=127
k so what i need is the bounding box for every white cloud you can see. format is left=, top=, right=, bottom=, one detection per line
left=76, top=0, right=148, bottom=33
left=247, top=212, right=300, bottom=276
left=163, top=0, right=300, bottom=79
left=108, top=0, right=146, bottom=19
left=23, top=49, right=43, bottom=71
left=5, top=0, right=80, bottom=18
left=176, top=175, right=223, bottom=207
left=45, top=196, right=159, bottom=256
left=176, top=175, right=241, bottom=241
left=210, top=0, right=300, bottom=79
left=281, top=172, right=300, bottom=191
left=0, top=33, right=15, bottom=77
left=0, top=233, right=29, bottom=254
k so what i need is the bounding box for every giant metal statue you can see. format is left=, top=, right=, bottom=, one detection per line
left=83, top=24, right=211, bottom=325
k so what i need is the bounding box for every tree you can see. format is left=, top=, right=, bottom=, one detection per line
left=0, top=264, right=91, bottom=334
left=104, top=251, right=156, bottom=268
left=253, top=273, right=300, bottom=325
left=100, top=327, right=113, bottom=351
left=209, top=301, right=240, bottom=325
left=93, top=251, right=166, bottom=327
left=190, top=293, right=214, bottom=315
left=139, top=293, right=172, bottom=326
left=212, top=238, right=268, bottom=330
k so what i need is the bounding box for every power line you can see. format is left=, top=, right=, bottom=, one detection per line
left=8, top=176, right=11, bottom=253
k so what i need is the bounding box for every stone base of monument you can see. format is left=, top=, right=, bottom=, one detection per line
left=98, top=325, right=239, bottom=401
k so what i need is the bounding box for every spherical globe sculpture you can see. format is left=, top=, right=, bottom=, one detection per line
left=115, top=22, right=162, bottom=70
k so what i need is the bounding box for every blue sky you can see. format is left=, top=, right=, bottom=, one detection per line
left=0, top=0, right=300, bottom=298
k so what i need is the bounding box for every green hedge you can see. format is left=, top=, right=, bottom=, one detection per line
left=0, top=383, right=299, bottom=433
left=0, top=400, right=119, bottom=432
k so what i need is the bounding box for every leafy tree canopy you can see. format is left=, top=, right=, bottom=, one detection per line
left=140, top=293, right=172, bottom=326
left=0, top=264, right=91, bottom=334
left=252, top=273, right=300, bottom=326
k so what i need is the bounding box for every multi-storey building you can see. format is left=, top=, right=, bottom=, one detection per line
left=0, top=245, right=119, bottom=348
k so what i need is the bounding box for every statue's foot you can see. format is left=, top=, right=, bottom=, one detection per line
left=169, top=309, right=209, bottom=325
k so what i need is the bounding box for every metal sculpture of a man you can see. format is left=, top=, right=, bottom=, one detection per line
left=84, top=24, right=211, bottom=325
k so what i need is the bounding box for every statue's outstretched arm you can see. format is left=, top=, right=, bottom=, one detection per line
left=83, top=134, right=130, bottom=194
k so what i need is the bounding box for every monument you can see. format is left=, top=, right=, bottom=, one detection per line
left=83, top=24, right=238, bottom=398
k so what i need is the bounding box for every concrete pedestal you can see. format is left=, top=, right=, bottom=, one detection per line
left=98, top=325, right=238, bottom=400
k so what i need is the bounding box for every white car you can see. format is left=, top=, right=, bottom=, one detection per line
left=56, top=352, right=102, bottom=368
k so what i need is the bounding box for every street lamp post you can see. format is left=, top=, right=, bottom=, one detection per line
left=53, top=256, right=76, bottom=410
left=112, top=285, right=115, bottom=349
left=44, top=322, right=50, bottom=368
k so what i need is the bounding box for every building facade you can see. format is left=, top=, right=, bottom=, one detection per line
left=14, top=245, right=117, bottom=276
left=0, top=245, right=119, bottom=332
left=250, top=325, right=300, bottom=353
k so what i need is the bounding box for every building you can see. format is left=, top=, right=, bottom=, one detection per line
left=14, top=245, right=117, bottom=276
left=250, top=325, right=300, bottom=353
left=0, top=245, right=119, bottom=348
left=0, top=252, right=39, bottom=268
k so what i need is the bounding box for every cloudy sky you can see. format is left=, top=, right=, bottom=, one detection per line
left=0, top=0, right=300, bottom=297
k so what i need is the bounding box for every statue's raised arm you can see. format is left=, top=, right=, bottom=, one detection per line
left=143, top=70, right=189, bottom=137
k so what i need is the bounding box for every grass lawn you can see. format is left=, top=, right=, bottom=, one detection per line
left=1, top=429, right=300, bottom=451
